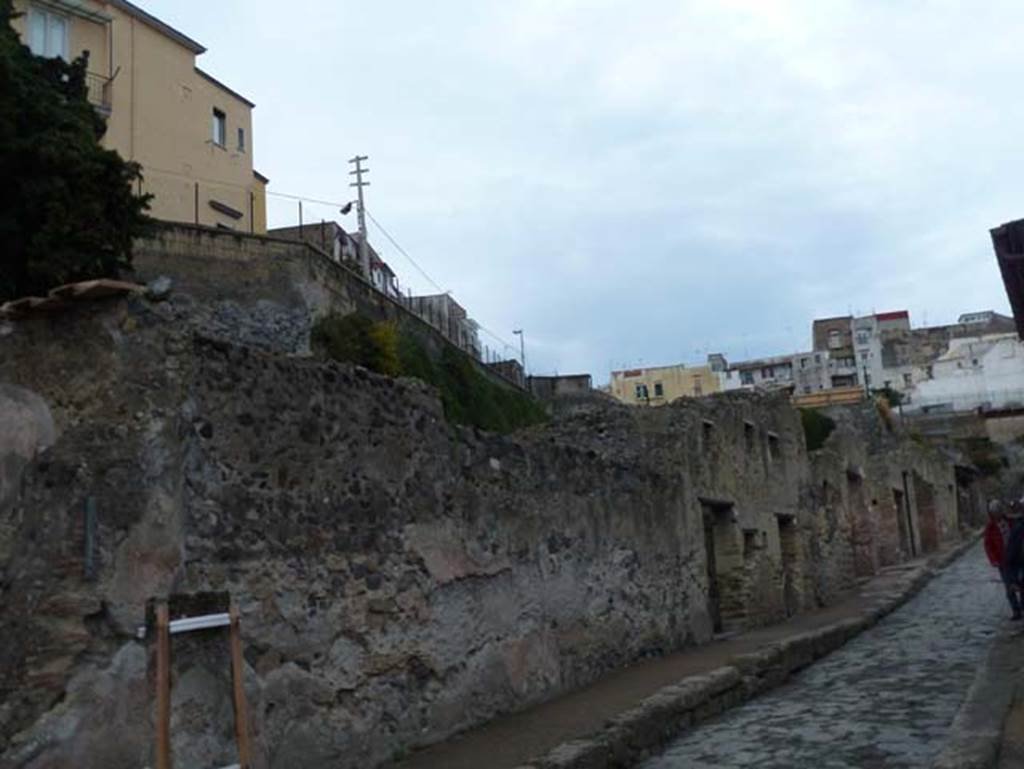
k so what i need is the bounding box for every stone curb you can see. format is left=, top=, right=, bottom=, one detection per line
left=518, top=533, right=982, bottom=769
left=931, top=620, right=1024, bottom=768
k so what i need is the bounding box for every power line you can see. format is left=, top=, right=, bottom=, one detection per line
left=364, top=209, right=445, bottom=294
left=266, top=190, right=347, bottom=208
left=364, top=210, right=520, bottom=355
left=266, top=187, right=446, bottom=293
left=265, top=188, right=523, bottom=357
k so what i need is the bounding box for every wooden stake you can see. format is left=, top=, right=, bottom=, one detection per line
left=156, top=603, right=171, bottom=769
left=229, top=605, right=252, bottom=769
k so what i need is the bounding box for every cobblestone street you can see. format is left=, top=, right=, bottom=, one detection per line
left=641, top=543, right=1008, bottom=769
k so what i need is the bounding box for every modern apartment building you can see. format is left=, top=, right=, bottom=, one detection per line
left=12, top=0, right=267, bottom=232
left=609, top=363, right=721, bottom=405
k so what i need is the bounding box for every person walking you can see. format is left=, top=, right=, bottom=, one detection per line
left=1004, top=501, right=1024, bottom=617
left=985, top=499, right=1021, bottom=620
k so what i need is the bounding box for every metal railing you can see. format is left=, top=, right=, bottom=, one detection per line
left=85, top=71, right=112, bottom=114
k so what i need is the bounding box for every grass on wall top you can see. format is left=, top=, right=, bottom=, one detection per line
left=313, top=312, right=548, bottom=434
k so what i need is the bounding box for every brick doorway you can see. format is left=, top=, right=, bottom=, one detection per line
left=847, top=471, right=877, bottom=577
left=776, top=514, right=800, bottom=618
left=893, top=487, right=915, bottom=558
left=913, top=473, right=939, bottom=553
left=700, top=499, right=741, bottom=633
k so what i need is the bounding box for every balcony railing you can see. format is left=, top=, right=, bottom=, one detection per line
left=85, top=71, right=112, bottom=114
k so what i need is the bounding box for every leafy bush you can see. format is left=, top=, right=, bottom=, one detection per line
left=960, top=437, right=1005, bottom=478
left=0, top=1, right=152, bottom=300
left=312, top=313, right=400, bottom=376
left=800, top=408, right=836, bottom=452
left=875, top=396, right=895, bottom=432
left=874, top=386, right=904, bottom=407
left=316, top=312, right=547, bottom=433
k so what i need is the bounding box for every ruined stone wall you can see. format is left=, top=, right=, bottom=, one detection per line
left=130, top=224, right=521, bottom=392
left=0, top=300, right=701, bottom=768
left=544, top=391, right=818, bottom=629
left=0, top=298, right=965, bottom=769
left=821, top=403, right=961, bottom=569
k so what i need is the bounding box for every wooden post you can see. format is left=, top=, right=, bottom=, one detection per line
left=229, top=605, right=252, bottom=769
left=155, top=603, right=171, bottom=769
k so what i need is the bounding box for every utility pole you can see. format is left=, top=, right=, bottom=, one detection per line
left=348, top=155, right=370, bottom=278
left=513, top=329, right=526, bottom=373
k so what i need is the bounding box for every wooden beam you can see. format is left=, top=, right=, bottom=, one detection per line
left=155, top=603, right=171, bottom=769
left=229, top=605, right=252, bottom=769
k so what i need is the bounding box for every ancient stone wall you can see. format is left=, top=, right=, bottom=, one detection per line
left=0, top=297, right=967, bottom=769
left=130, top=223, right=521, bottom=392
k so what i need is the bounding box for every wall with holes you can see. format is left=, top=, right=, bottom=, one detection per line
left=0, top=296, right=965, bottom=769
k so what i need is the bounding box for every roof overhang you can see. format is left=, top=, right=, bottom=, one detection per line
left=108, top=0, right=206, bottom=53
left=195, top=67, right=255, bottom=108
left=990, top=219, right=1024, bottom=340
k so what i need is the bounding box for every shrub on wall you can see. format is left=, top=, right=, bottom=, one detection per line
left=800, top=408, right=836, bottom=452
left=960, top=437, right=1005, bottom=478
left=315, top=312, right=548, bottom=433
left=312, top=313, right=400, bottom=376
left=0, top=1, right=152, bottom=301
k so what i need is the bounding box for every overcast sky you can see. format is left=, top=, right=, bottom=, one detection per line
left=145, top=0, right=1021, bottom=382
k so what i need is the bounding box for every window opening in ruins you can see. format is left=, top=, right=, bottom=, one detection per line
left=744, top=421, right=755, bottom=453
left=702, top=419, right=714, bottom=449
left=742, top=529, right=760, bottom=558
left=767, top=433, right=781, bottom=461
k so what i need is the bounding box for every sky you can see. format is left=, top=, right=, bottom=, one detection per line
left=144, top=0, right=1023, bottom=383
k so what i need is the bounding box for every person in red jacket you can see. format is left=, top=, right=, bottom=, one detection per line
left=985, top=500, right=1020, bottom=619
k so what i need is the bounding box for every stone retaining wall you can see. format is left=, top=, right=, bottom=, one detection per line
left=0, top=297, right=974, bottom=769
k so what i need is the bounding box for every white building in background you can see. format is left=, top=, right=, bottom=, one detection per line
left=852, top=310, right=913, bottom=392
left=908, top=333, right=1024, bottom=413
left=716, top=351, right=829, bottom=394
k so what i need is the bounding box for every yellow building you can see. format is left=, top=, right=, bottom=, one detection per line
left=609, top=363, right=721, bottom=406
left=12, top=0, right=267, bottom=232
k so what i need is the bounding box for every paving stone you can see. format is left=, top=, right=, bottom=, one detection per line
left=641, top=544, right=1004, bottom=769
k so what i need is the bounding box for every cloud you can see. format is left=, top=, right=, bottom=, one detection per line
left=144, top=0, right=1021, bottom=381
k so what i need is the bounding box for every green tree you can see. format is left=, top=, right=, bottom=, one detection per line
left=0, top=0, right=152, bottom=301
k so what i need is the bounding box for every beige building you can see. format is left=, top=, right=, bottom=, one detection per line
left=12, top=0, right=267, bottom=232
left=609, top=363, right=721, bottom=406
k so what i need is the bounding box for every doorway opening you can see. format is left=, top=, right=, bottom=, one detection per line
left=700, top=498, right=741, bottom=633
left=776, top=514, right=800, bottom=617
